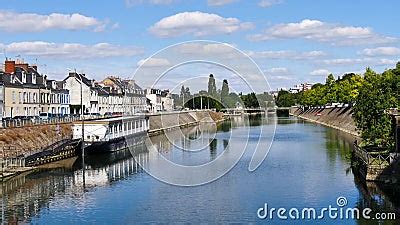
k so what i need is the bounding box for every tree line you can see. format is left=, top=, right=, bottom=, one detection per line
left=176, top=74, right=274, bottom=111
left=276, top=62, right=400, bottom=150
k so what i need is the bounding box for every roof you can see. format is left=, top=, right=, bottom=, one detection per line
left=72, top=115, right=146, bottom=125
left=64, top=72, right=93, bottom=87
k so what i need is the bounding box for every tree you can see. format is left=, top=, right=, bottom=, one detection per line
left=275, top=90, right=296, bottom=107
left=220, top=79, right=229, bottom=107
left=324, top=74, right=337, bottom=103
left=180, top=85, right=186, bottom=107
left=240, top=92, right=259, bottom=108
left=353, top=68, right=397, bottom=149
left=207, top=74, right=217, bottom=98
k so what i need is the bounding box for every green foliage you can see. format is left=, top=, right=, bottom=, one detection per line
left=180, top=85, right=192, bottom=108
left=256, top=92, right=275, bottom=108
left=276, top=90, right=296, bottom=107
left=296, top=73, right=363, bottom=106
left=353, top=68, right=399, bottom=149
left=207, top=74, right=217, bottom=98
left=240, top=93, right=259, bottom=108
left=274, top=63, right=399, bottom=150
left=220, top=79, right=230, bottom=107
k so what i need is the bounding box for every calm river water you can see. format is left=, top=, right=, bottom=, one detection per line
left=1, top=115, right=399, bottom=224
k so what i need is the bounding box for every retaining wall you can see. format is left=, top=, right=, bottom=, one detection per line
left=148, top=110, right=223, bottom=135
left=290, top=106, right=359, bottom=136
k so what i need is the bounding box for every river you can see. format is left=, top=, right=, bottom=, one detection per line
left=0, top=115, right=399, bottom=224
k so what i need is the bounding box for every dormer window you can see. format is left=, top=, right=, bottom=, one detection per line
left=32, top=74, right=36, bottom=84
left=22, top=72, right=27, bottom=83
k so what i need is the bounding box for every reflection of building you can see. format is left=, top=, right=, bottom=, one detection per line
left=0, top=149, right=148, bottom=224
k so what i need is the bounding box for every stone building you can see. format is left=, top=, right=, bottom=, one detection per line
left=0, top=60, right=69, bottom=118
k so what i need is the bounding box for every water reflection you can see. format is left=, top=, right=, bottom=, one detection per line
left=0, top=115, right=399, bottom=224
left=0, top=146, right=148, bottom=224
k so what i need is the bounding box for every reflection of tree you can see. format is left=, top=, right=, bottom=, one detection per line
left=209, top=138, right=217, bottom=160
left=325, top=129, right=353, bottom=168
left=353, top=175, right=400, bottom=225
left=223, top=139, right=229, bottom=150
left=218, top=121, right=232, bottom=132
left=249, top=115, right=262, bottom=127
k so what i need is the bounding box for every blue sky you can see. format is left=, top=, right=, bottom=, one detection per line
left=1, top=0, right=399, bottom=92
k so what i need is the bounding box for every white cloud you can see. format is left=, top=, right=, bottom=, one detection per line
left=360, top=47, right=400, bottom=57
left=0, top=11, right=109, bottom=32
left=1, top=41, right=144, bottom=59
left=269, top=75, right=291, bottom=80
left=321, top=58, right=398, bottom=66
left=269, top=67, right=288, bottom=74
left=137, top=57, right=171, bottom=67
left=176, top=43, right=237, bottom=55
left=207, top=0, right=238, bottom=6
left=248, top=19, right=396, bottom=45
left=247, top=50, right=326, bottom=60
left=265, top=67, right=292, bottom=81
left=125, top=0, right=178, bottom=7
left=258, top=0, right=283, bottom=8
left=149, top=11, right=253, bottom=37
left=310, top=69, right=331, bottom=76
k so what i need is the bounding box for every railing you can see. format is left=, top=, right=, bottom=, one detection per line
left=353, top=144, right=400, bottom=169
left=1, top=145, right=26, bottom=174
left=0, top=114, right=118, bottom=129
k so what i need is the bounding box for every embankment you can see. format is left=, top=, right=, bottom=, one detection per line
left=290, top=106, right=359, bottom=136
left=0, top=124, right=72, bottom=154
left=148, top=110, right=224, bottom=135
left=0, top=110, right=224, bottom=154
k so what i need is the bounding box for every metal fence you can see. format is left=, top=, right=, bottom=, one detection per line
left=353, top=144, right=400, bottom=169
left=0, top=114, right=115, bottom=129
left=1, top=146, right=26, bottom=175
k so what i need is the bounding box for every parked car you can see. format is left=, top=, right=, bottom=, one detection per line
left=104, top=112, right=113, bottom=117
left=13, top=116, right=28, bottom=122
left=39, top=112, right=54, bottom=121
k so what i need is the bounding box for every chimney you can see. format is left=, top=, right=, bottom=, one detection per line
left=31, top=65, right=38, bottom=71
left=5, top=60, right=16, bottom=74
left=15, top=63, right=29, bottom=71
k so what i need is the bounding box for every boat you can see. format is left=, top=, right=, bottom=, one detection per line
left=72, top=115, right=149, bottom=154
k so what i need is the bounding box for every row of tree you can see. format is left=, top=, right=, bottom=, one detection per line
left=276, top=62, right=400, bottom=150
left=178, top=74, right=274, bottom=110
left=275, top=73, right=364, bottom=108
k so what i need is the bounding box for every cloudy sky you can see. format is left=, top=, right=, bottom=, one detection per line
left=1, top=0, right=399, bottom=92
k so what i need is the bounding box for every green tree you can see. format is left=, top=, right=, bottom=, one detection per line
left=207, top=74, right=217, bottom=98
left=276, top=90, right=296, bottom=107
left=353, top=68, right=397, bottom=149
left=220, top=79, right=229, bottom=107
